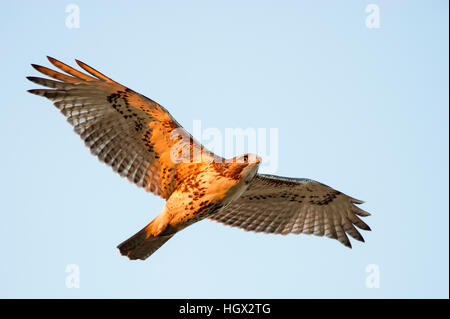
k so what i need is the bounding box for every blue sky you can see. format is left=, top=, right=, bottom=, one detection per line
left=0, top=1, right=448, bottom=298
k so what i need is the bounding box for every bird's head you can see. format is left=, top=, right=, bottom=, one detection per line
left=229, top=153, right=261, bottom=183
left=232, top=153, right=261, bottom=165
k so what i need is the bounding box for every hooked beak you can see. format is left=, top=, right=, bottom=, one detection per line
left=252, top=155, right=262, bottom=165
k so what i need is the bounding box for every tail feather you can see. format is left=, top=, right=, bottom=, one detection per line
left=117, top=226, right=175, bottom=260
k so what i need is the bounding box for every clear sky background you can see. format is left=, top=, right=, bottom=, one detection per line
left=0, top=1, right=448, bottom=298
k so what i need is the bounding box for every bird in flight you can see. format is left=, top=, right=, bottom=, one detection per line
left=27, top=57, right=371, bottom=260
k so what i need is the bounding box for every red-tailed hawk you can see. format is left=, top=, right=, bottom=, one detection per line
left=27, top=57, right=371, bottom=260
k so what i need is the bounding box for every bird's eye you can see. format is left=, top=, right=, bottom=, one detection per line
left=243, top=155, right=248, bottom=162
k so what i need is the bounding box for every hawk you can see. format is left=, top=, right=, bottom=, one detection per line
left=27, top=57, right=371, bottom=260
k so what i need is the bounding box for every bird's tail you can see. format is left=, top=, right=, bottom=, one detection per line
left=117, top=221, right=175, bottom=260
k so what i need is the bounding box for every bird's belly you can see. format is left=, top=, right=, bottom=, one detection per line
left=167, top=175, right=248, bottom=228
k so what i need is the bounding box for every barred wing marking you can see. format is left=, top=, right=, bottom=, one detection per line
left=209, top=174, right=371, bottom=247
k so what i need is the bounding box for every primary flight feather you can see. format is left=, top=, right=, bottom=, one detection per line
left=27, top=57, right=371, bottom=260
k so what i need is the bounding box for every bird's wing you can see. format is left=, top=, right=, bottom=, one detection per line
left=209, top=174, right=371, bottom=248
left=27, top=57, right=221, bottom=199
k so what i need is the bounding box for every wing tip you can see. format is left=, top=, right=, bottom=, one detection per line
left=74, top=58, right=87, bottom=69
left=74, top=58, right=114, bottom=82
left=30, top=63, right=42, bottom=71
left=343, top=240, right=352, bottom=249
left=350, top=196, right=365, bottom=205
left=353, top=233, right=366, bottom=243
left=46, top=56, right=65, bottom=67
left=27, top=89, right=42, bottom=95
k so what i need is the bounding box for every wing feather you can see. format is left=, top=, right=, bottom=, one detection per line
left=48, top=56, right=97, bottom=81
